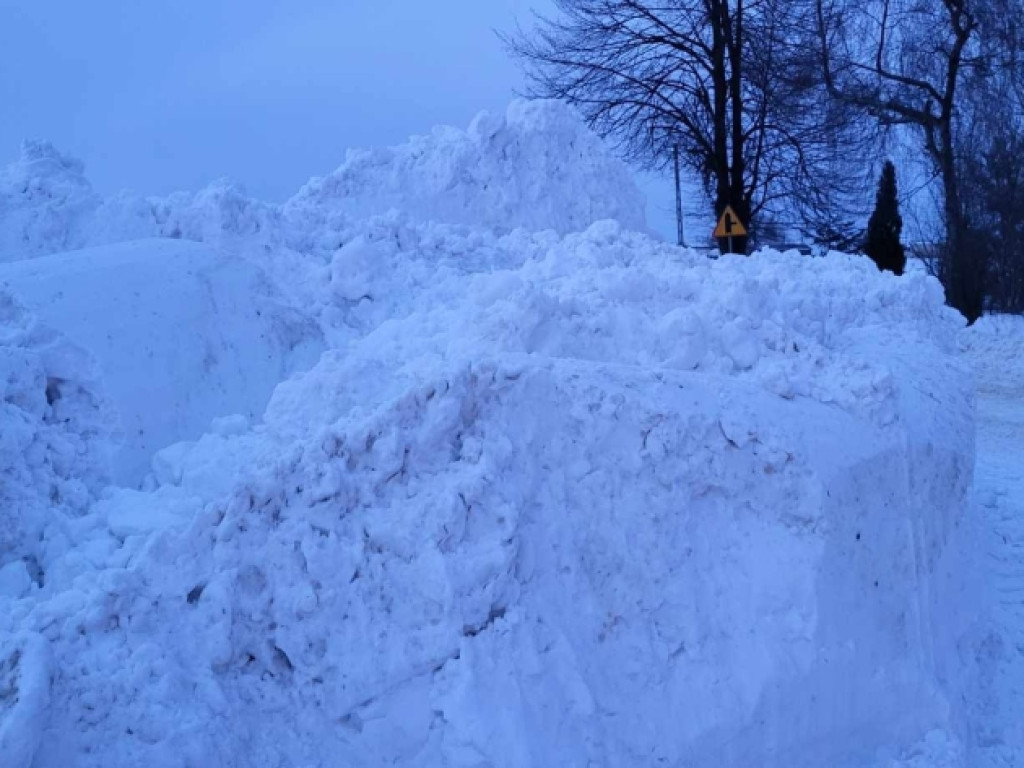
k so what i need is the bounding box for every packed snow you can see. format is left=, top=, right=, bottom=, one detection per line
left=0, top=99, right=1015, bottom=767
left=0, top=239, right=324, bottom=485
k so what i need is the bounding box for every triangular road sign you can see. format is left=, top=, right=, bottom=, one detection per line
left=713, top=205, right=748, bottom=238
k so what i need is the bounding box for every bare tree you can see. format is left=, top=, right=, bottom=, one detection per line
left=959, top=0, right=1024, bottom=312
left=503, top=0, right=866, bottom=253
left=961, top=128, right=1024, bottom=312
left=814, top=0, right=985, bottom=319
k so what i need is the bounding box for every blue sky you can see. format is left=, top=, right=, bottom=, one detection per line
left=0, top=1, right=680, bottom=238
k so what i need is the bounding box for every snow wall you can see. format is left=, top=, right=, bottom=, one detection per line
left=0, top=100, right=976, bottom=767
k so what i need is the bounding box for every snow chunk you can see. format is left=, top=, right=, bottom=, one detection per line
left=0, top=141, right=101, bottom=261
left=0, top=632, right=53, bottom=768
left=95, top=488, right=193, bottom=539
left=0, top=561, right=31, bottom=600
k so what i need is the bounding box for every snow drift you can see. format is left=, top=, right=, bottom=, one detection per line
left=0, top=100, right=977, bottom=767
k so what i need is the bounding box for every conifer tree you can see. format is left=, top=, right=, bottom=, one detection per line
left=864, top=161, right=906, bottom=275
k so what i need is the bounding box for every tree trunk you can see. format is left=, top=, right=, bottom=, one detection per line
left=939, top=124, right=985, bottom=322
left=728, top=0, right=750, bottom=253
left=713, top=0, right=750, bottom=254
left=711, top=0, right=731, bottom=249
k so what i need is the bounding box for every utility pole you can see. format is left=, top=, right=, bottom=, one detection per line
left=673, top=145, right=685, bottom=247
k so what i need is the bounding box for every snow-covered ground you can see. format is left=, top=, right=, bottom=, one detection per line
left=0, top=99, right=1019, bottom=767
left=958, top=316, right=1024, bottom=766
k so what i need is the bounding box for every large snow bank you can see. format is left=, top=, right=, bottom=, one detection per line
left=0, top=239, right=324, bottom=485
left=0, top=102, right=978, bottom=766
left=2, top=227, right=975, bottom=767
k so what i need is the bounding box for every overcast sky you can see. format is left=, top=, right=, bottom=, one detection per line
left=0, top=1, right=680, bottom=238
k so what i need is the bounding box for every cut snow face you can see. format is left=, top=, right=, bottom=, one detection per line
left=0, top=239, right=324, bottom=485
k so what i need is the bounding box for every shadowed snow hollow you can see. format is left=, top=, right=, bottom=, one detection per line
left=0, top=239, right=324, bottom=485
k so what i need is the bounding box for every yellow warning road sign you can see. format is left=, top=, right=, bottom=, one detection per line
left=713, top=205, right=747, bottom=238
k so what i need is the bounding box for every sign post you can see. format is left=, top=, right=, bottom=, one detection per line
left=674, top=145, right=685, bottom=246
left=713, top=205, right=748, bottom=254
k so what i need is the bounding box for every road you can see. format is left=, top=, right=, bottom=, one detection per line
left=964, top=327, right=1024, bottom=766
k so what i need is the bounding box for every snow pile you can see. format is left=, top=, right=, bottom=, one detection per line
left=0, top=141, right=102, bottom=261
left=0, top=289, right=112, bottom=592
left=0, top=239, right=325, bottom=486
left=2, top=233, right=976, bottom=767
left=0, top=141, right=280, bottom=263
left=285, top=100, right=647, bottom=236
left=0, top=100, right=647, bottom=267
left=89, top=180, right=285, bottom=254
left=0, top=102, right=980, bottom=766
left=960, top=313, right=1024, bottom=397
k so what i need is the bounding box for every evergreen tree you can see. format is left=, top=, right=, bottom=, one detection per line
left=863, top=161, right=906, bottom=275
